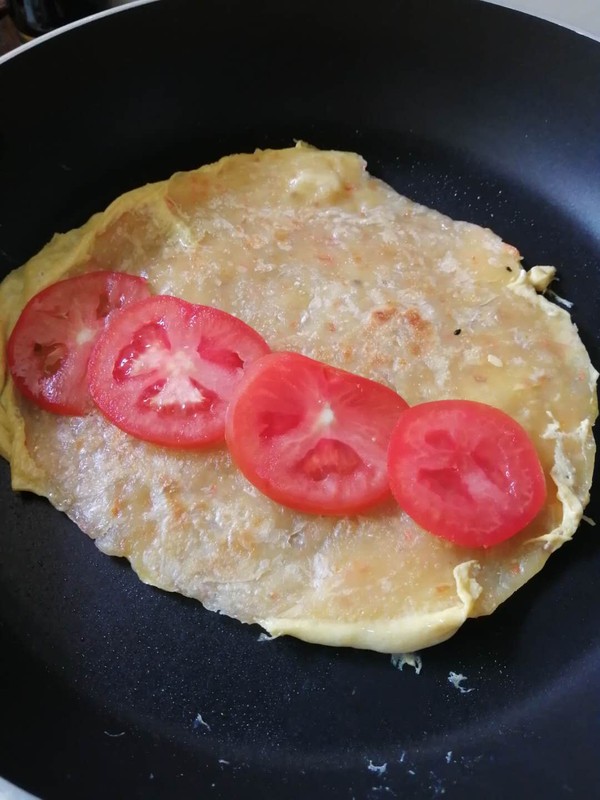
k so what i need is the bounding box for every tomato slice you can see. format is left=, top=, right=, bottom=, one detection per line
left=225, top=352, right=409, bottom=515
left=387, top=399, right=547, bottom=547
left=6, top=271, right=150, bottom=415
left=88, top=295, right=271, bottom=448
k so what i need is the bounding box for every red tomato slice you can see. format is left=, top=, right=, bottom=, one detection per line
left=225, top=352, right=409, bottom=515
left=387, top=400, right=547, bottom=548
left=7, top=271, right=150, bottom=415
left=88, top=295, right=271, bottom=448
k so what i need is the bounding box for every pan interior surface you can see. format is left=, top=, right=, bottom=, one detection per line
left=0, top=1, right=599, bottom=798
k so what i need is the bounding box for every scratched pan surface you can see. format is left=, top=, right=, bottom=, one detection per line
left=0, top=0, right=599, bottom=797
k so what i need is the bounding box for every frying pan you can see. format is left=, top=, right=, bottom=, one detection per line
left=1, top=1, right=599, bottom=797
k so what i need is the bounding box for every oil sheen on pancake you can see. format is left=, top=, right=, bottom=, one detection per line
left=0, top=144, right=597, bottom=653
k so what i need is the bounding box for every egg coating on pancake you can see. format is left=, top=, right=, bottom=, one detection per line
left=0, top=144, right=597, bottom=653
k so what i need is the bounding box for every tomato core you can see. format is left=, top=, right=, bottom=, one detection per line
left=226, top=352, right=409, bottom=515
left=88, top=295, right=270, bottom=447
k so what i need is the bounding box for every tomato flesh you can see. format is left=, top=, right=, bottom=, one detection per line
left=387, top=400, right=547, bottom=547
left=225, top=352, right=409, bottom=515
left=6, top=271, right=150, bottom=414
left=88, top=295, right=271, bottom=448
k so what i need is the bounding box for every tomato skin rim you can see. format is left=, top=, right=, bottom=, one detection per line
left=228, top=441, right=395, bottom=516
left=386, top=399, right=548, bottom=548
left=6, top=271, right=150, bottom=416
left=88, top=294, right=271, bottom=449
left=6, top=332, right=83, bottom=415
left=225, top=351, right=409, bottom=516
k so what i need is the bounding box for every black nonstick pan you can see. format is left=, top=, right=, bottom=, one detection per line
left=1, top=1, right=599, bottom=797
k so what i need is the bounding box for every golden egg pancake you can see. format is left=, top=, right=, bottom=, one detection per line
left=0, top=144, right=596, bottom=653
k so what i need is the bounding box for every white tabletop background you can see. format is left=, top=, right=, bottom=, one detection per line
left=0, top=0, right=598, bottom=798
left=490, top=0, right=600, bottom=39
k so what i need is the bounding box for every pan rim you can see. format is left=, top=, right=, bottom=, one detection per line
left=0, top=0, right=160, bottom=67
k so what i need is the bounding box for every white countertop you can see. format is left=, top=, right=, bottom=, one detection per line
left=489, top=0, right=600, bottom=39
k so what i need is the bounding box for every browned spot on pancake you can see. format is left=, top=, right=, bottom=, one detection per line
left=371, top=306, right=397, bottom=324
left=404, top=308, right=429, bottom=332
left=317, top=253, right=334, bottom=264
left=402, top=308, right=433, bottom=358
left=163, top=479, right=189, bottom=525
left=326, top=321, right=337, bottom=332
left=109, top=478, right=133, bottom=520
left=111, top=495, right=122, bottom=519
left=228, top=529, right=258, bottom=557
left=107, top=481, right=153, bottom=555
left=370, top=354, right=393, bottom=368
